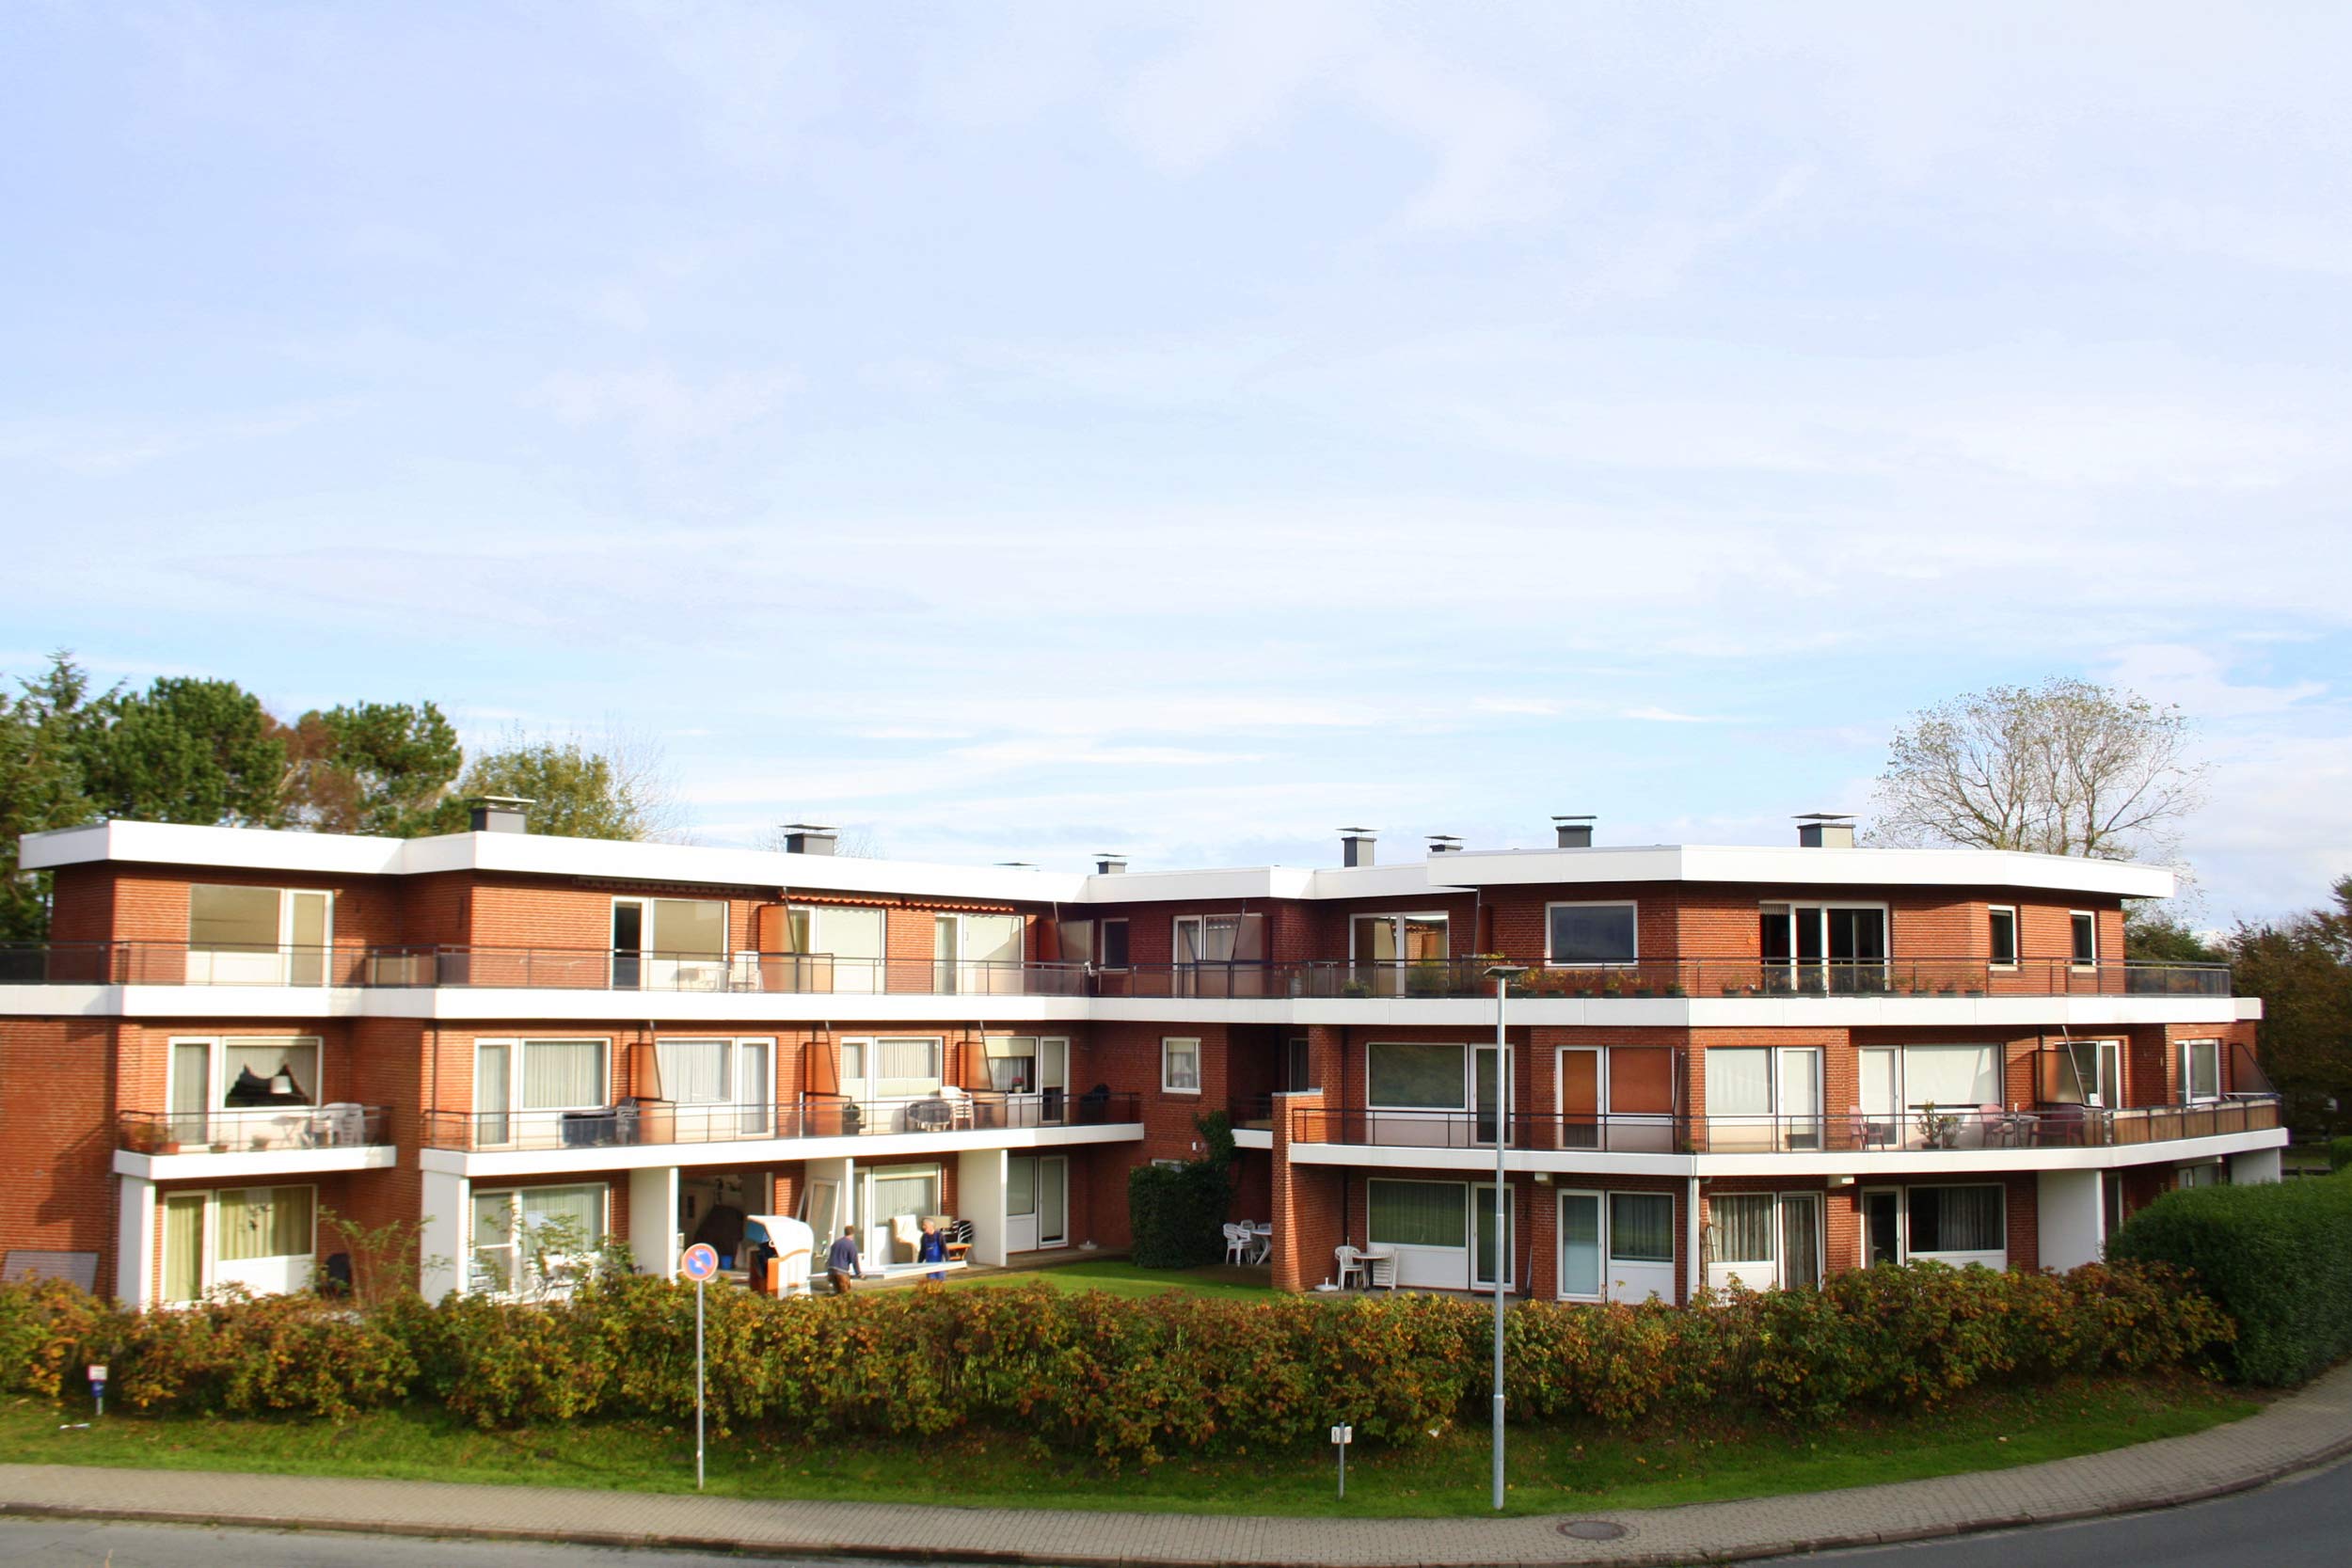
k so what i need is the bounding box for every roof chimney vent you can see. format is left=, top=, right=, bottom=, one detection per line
left=469, top=796, right=532, bottom=834
left=1552, top=815, right=1595, bottom=849
left=1426, top=834, right=1464, bottom=856
left=1339, top=828, right=1376, bottom=868
left=1795, top=813, right=1856, bottom=849
left=1094, top=854, right=1127, bottom=875
left=780, top=823, right=837, bottom=856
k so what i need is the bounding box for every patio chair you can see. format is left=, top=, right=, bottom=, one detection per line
left=1335, top=1244, right=1374, bottom=1291
left=939, top=1085, right=976, bottom=1129
left=1977, top=1104, right=2010, bottom=1148
left=1248, top=1224, right=1273, bottom=1265
left=1363, top=1245, right=1398, bottom=1290
left=1223, top=1224, right=1252, bottom=1266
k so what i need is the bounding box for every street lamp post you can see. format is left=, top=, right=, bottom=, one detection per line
left=1484, top=961, right=1528, bottom=1513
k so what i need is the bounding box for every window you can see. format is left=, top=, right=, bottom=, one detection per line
left=1706, top=1191, right=1821, bottom=1289
left=1099, top=919, right=1131, bottom=968
left=1610, top=1193, right=1676, bottom=1264
left=470, top=1183, right=607, bottom=1296
left=655, top=1037, right=771, bottom=1115
left=867, top=1164, right=942, bottom=1230
left=982, top=1035, right=1067, bottom=1095
left=1368, top=1180, right=1468, bottom=1249
left=1759, top=903, right=1888, bottom=992
left=1284, top=1037, right=1314, bottom=1093
left=1367, top=1040, right=1466, bottom=1109
left=2071, top=911, right=2098, bottom=967
left=612, top=897, right=727, bottom=990
left=1172, top=913, right=1267, bottom=995
left=1351, top=913, right=1450, bottom=961
left=477, top=1038, right=610, bottom=1127
left=162, top=1185, right=317, bottom=1304
left=1547, top=902, right=1637, bottom=966
left=784, top=904, right=886, bottom=991
left=1162, top=1037, right=1201, bottom=1094
left=2182, top=1039, right=2221, bottom=1103
left=1987, top=907, right=2018, bottom=968
left=1174, top=914, right=1239, bottom=964
left=186, top=884, right=332, bottom=985
left=935, top=912, right=1024, bottom=993
left=1907, top=1184, right=2005, bottom=1257
left=871, top=1037, right=943, bottom=1099
left=1709, top=1193, right=1777, bottom=1265
left=170, top=1036, right=324, bottom=1117
left=2177, top=1163, right=2223, bottom=1190
left=1705, top=1047, right=1820, bottom=1149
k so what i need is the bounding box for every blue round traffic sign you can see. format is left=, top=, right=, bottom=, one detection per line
left=680, top=1243, right=720, bottom=1281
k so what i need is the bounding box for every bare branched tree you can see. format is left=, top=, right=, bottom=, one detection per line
left=1867, top=678, right=2206, bottom=863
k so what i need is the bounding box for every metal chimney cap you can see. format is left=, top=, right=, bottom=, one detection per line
left=1793, top=812, right=1856, bottom=822
left=779, top=821, right=836, bottom=832
left=1550, top=814, right=1596, bottom=822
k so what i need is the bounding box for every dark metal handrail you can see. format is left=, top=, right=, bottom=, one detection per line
left=117, top=1104, right=391, bottom=1153
left=0, top=942, right=2236, bottom=999
left=419, top=1089, right=1142, bottom=1151
left=1287, top=1095, right=2281, bottom=1153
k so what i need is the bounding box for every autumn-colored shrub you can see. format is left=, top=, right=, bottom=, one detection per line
left=0, top=1259, right=2236, bottom=1456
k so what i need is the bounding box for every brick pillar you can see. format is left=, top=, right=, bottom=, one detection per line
left=1270, top=1087, right=1343, bottom=1292
left=1305, top=1026, right=1344, bottom=1102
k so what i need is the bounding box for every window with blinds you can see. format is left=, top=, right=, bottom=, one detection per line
left=215, top=1186, right=314, bottom=1261
left=1609, top=1193, right=1676, bottom=1264
left=873, top=1037, right=942, bottom=1099
left=657, top=1038, right=731, bottom=1104
left=1908, top=1184, right=2005, bottom=1255
left=1708, top=1193, right=1776, bottom=1264
left=517, top=1039, right=605, bottom=1110
left=1368, top=1180, right=1468, bottom=1249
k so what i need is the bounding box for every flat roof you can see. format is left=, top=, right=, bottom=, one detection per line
left=18, top=819, right=2175, bottom=902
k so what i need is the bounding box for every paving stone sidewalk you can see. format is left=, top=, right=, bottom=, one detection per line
left=3, top=1363, right=2348, bottom=1567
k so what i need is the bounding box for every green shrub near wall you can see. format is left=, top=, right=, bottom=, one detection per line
left=1127, top=1110, right=1236, bottom=1269
left=2108, top=1170, right=2352, bottom=1386
left=0, top=1261, right=2232, bottom=1464
left=2328, top=1137, right=2352, bottom=1173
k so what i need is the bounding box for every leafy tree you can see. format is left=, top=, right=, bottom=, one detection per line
left=1867, top=677, right=2205, bottom=863
left=79, top=677, right=286, bottom=827
left=0, top=654, right=105, bottom=941
left=422, top=727, right=682, bottom=842
left=281, top=701, right=461, bottom=836
left=2124, top=906, right=2226, bottom=964
left=2227, top=879, right=2352, bottom=1138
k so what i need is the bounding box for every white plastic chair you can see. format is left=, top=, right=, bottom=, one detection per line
left=1362, top=1245, right=1398, bottom=1290
left=1223, top=1224, right=1251, bottom=1265
left=1335, top=1244, right=1372, bottom=1290
left=1248, top=1224, right=1273, bottom=1265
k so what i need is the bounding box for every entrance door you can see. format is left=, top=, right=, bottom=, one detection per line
left=1008, top=1155, right=1068, bottom=1253
left=612, top=901, right=644, bottom=990
left=1039, top=1037, right=1068, bottom=1122
left=1863, top=1188, right=1901, bottom=1266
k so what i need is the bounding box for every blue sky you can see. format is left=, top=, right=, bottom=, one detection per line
left=3, top=2, right=2347, bottom=921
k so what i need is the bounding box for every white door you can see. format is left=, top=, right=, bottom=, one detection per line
left=1006, top=1155, right=1039, bottom=1253
left=1037, top=1155, right=1067, bottom=1247
left=1040, top=1037, right=1069, bottom=1121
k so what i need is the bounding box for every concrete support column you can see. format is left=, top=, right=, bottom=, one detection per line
left=116, top=1175, right=156, bottom=1309
left=2038, top=1168, right=2106, bottom=1270
left=420, top=1166, right=469, bottom=1301
left=958, top=1148, right=1009, bottom=1265
left=2229, top=1148, right=2282, bottom=1186
left=629, top=1165, right=681, bottom=1276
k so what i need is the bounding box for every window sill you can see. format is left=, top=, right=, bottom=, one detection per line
left=1161, top=1087, right=1201, bottom=1097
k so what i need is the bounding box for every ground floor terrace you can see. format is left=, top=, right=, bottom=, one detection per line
left=1251, top=1143, right=2286, bottom=1302
left=106, top=1139, right=1152, bottom=1308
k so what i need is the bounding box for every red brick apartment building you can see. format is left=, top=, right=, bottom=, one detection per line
left=0, top=808, right=2282, bottom=1307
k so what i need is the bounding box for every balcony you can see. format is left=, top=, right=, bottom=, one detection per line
left=419, top=1089, right=1142, bottom=1153
left=117, top=1104, right=391, bottom=1156
left=0, top=942, right=2235, bottom=1001
left=1286, top=1096, right=2283, bottom=1155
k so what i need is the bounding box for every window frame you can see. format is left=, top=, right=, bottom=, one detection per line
left=1161, top=1036, right=1202, bottom=1096
left=1365, top=1038, right=1471, bottom=1112
left=653, top=1035, right=775, bottom=1109
left=167, top=1034, right=326, bottom=1116
left=476, top=1036, right=612, bottom=1117
left=1558, top=1188, right=1679, bottom=1304
left=1905, top=1182, right=2008, bottom=1262
left=2070, top=911, right=2099, bottom=969
left=184, top=884, right=335, bottom=985
left=1986, top=906, right=2019, bottom=969
left=2181, top=1037, right=2222, bottom=1104
left=162, top=1182, right=320, bottom=1306
left=1543, top=900, right=1639, bottom=968
left=1347, top=911, right=1452, bottom=962
left=469, top=1181, right=609, bottom=1298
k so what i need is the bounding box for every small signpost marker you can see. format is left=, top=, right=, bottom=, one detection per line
left=87, top=1365, right=107, bottom=1419
left=679, top=1243, right=721, bottom=1490
left=1331, top=1422, right=1353, bottom=1500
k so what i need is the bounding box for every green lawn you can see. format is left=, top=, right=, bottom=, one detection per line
left=951, top=1259, right=1274, bottom=1301
left=0, top=1374, right=2255, bottom=1519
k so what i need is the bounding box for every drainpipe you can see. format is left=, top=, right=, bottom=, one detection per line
left=1686, top=1175, right=1703, bottom=1303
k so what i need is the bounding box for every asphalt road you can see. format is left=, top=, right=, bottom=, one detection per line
left=1764, top=1453, right=2352, bottom=1568
left=2, top=1458, right=2346, bottom=1568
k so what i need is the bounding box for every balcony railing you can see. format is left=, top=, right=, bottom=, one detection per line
left=118, top=1104, right=391, bottom=1155
left=420, top=1089, right=1142, bottom=1152
left=1288, top=1096, right=2282, bottom=1154
left=0, top=942, right=2235, bottom=1000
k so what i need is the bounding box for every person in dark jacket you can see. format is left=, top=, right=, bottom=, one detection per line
left=917, top=1218, right=948, bottom=1282
left=825, top=1226, right=864, bottom=1294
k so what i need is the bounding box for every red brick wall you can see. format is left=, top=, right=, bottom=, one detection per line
left=0, top=1018, right=120, bottom=1294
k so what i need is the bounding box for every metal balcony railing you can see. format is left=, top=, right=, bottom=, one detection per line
left=1286, top=1096, right=2282, bottom=1154
left=117, top=1103, right=391, bottom=1154
left=0, top=942, right=2235, bottom=1000
left=419, top=1089, right=1142, bottom=1152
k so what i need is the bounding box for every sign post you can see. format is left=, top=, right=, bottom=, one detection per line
left=1330, top=1422, right=1352, bottom=1500
left=87, top=1365, right=107, bottom=1419
left=679, top=1243, right=720, bottom=1490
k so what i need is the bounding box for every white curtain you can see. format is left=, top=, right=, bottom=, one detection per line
left=1709, top=1194, right=1776, bottom=1264
left=520, top=1040, right=604, bottom=1109
left=1912, top=1184, right=2004, bottom=1254
left=521, top=1184, right=605, bottom=1247
left=964, top=914, right=1023, bottom=965
left=1610, top=1194, right=1676, bottom=1263
left=1906, top=1046, right=1998, bottom=1109
left=1781, top=1196, right=1821, bottom=1286
left=870, top=1168, right=939, bottom=1223
left=216, top=1186, right=312, bottom=1261
left=652, top=899, right=726, bottom=958
left=875, top=1037, right=941, bottom=1097
left=1707, top=1050, right=1772, bottom=1117
left=815, top=907, right=884, bottom=958
left=657, top=1039, right=730, bottom=1104
left=1858, top=1049, right=1899, bottom=1117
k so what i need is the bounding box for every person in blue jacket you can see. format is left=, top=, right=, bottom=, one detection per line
left=917, top=1218, right=948, bottom=1281
left=824, top=1225, right=864, bottom=1294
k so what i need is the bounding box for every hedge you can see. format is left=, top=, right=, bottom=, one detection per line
left=0, top=1260, right=2229, bottom=1464
left=2328, top=1137, right=2352, bottom=1174
left=2108, top=1169, right=2352, bottom=1386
